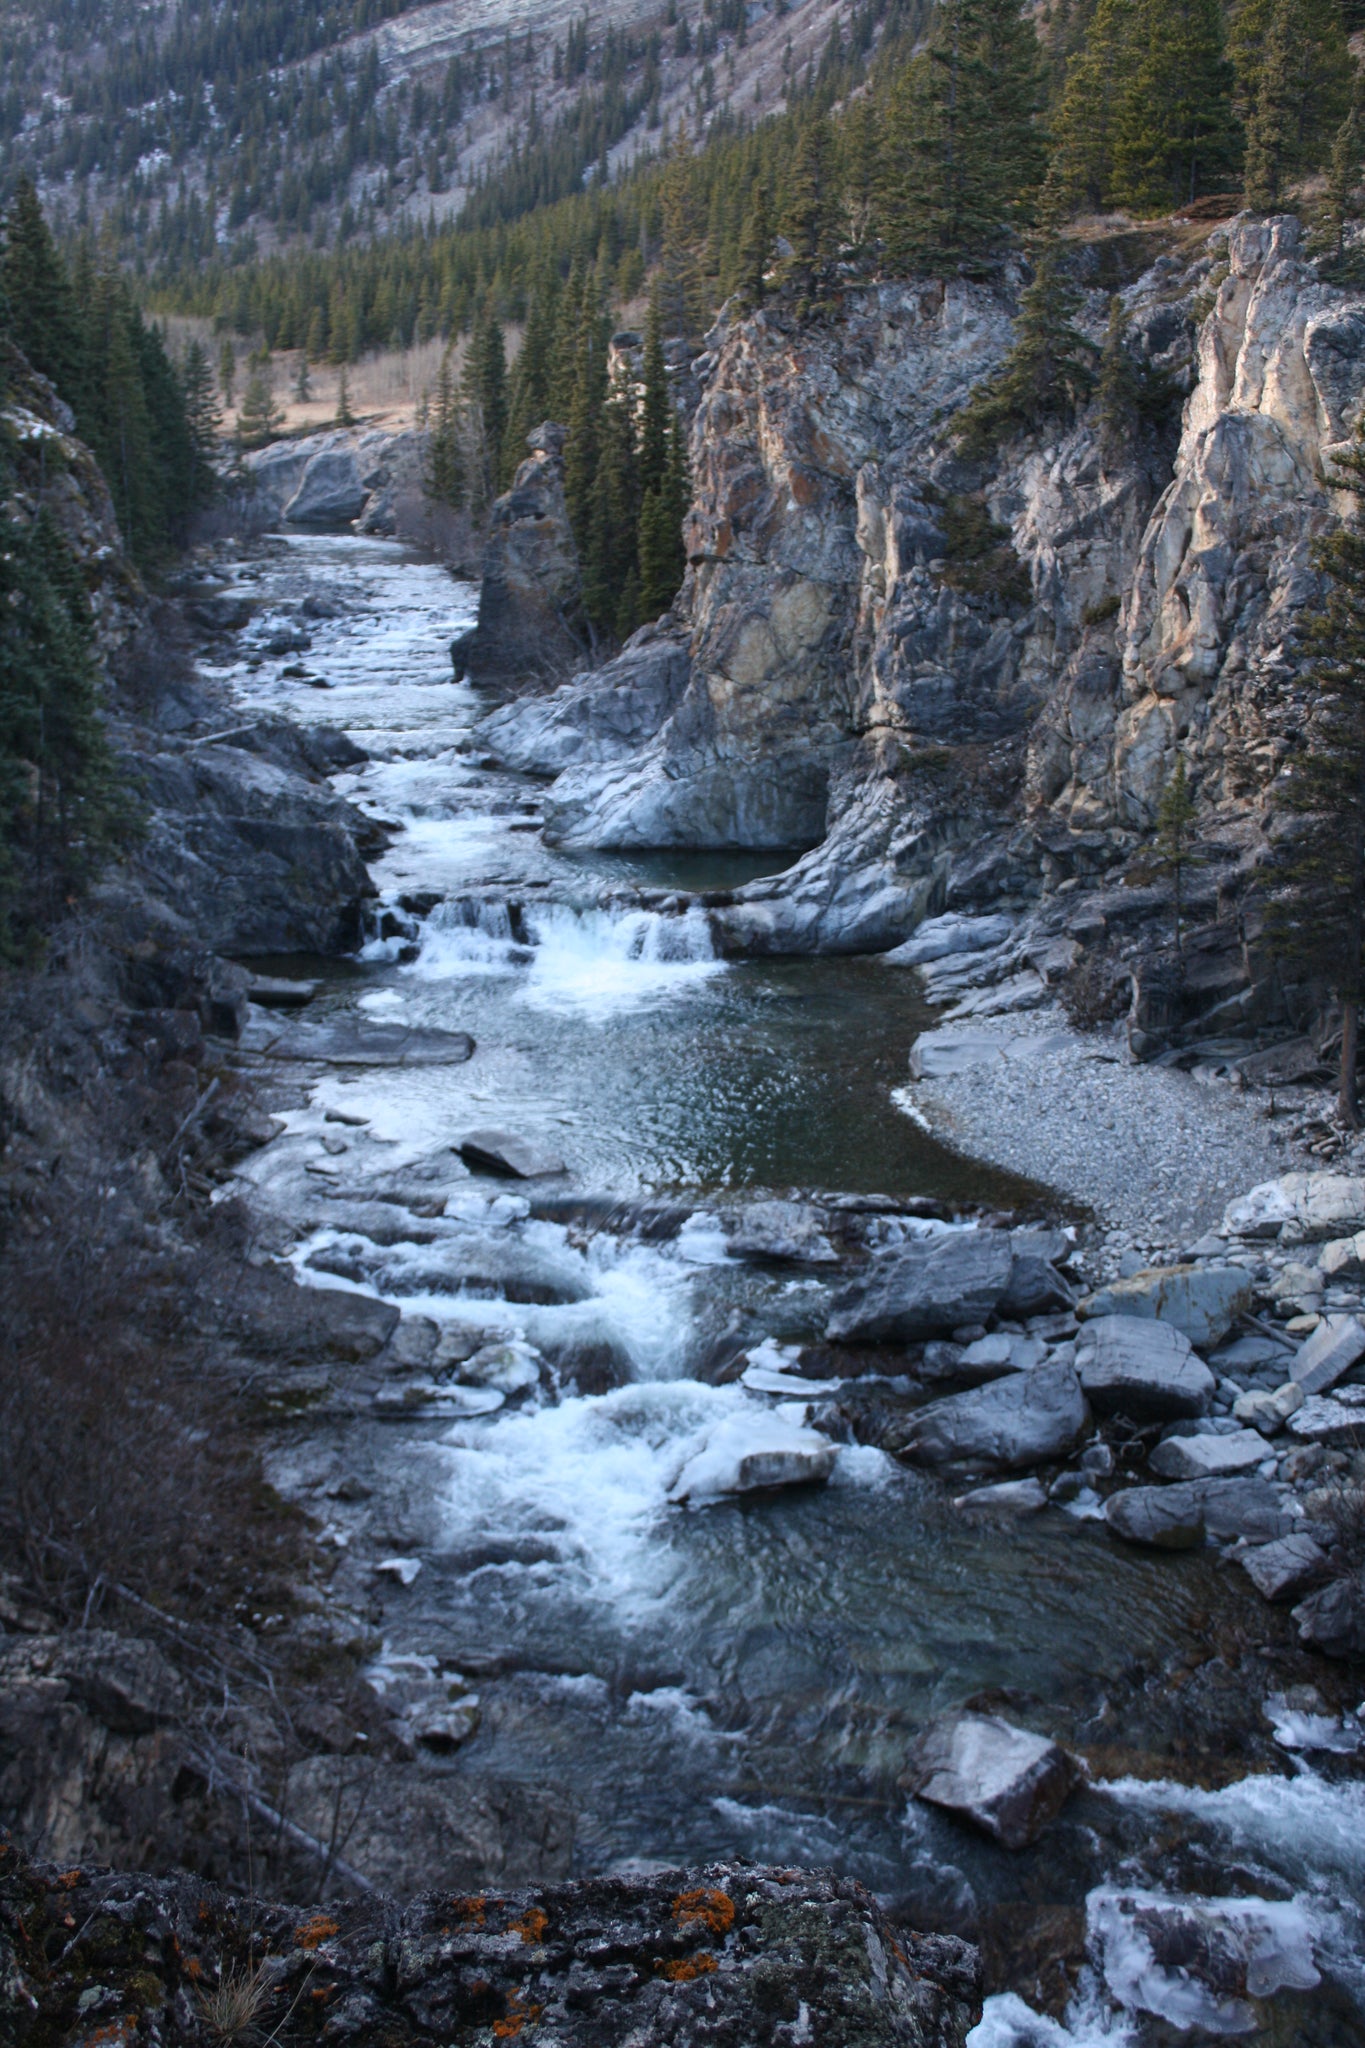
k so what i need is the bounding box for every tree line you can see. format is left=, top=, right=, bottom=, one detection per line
left=0, top=178, right=214, bottom=956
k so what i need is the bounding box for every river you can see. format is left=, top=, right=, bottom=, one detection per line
left=211, top=532, right=1365, bottom=2046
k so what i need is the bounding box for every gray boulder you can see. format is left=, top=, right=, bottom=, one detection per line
left=827, top=1229, right=1068, bottom=1345
left=727, top=1199, right=838, bottom=1265
left=1289, top=1313, right=1365, bottom=1396
left=892, top=1360, right=1087, bottom=1472
left=1075, top=1315, right=1215, bottom=1421
left=1223, top=1172, right=1365, bottom=1244
left=1293, top=1571, right=1365, bottom=1659
left=283, top=445, right=369, bottom=526
left=1105, top=1476, right=1296, bottom=1549
left=1239, top=1534, right=1331, bottom=1603
left=903, top=1713, right=1079, bottom=1849
left=1077, top=1264, right=1254, bottom=1348
left=1148, top=1430, right=1269, bottom=1480
left=1287, top=1391, right=1365, bottom=1442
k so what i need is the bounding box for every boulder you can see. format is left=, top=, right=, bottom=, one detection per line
left=903, top=1713, right=1079, bottom=1849
left=1232, top=1381, right=1304, bottom=1434
left=1149, top=1430, right=1270, bottom=1480
left=668, top=1412, right=837, bottom=1504
left=892, top=1360, right=1088, bottom=1472
left=882, top=914, right=1014, bottom=967
left=1293, top=1571, right=1365, bottom=1659
left=1319, top=1230, right=1365, bottom=1279
left=1239, top=1534, right=1331, bottom=1603
left=1076, top=1264, right=1253, bottom=1348
left=1105, top=1476, right=1295, bottom=1548
left=1289, top=1313, right=1365, bottom=1396
left=283, top=445, right=369, bottom=526
left=1223, top=1172, right=1365, bottom=1244
left=1287, top=1391, right=1365, bottom=1443
left=827, top=1229, right=1068, bottom=1345
left=1076, top=1315, right=1215, bottom=1421
left=459, top=1129, right=568, bottom=1179
left=953, top=1333, right=1044, bottom=1384
left=726, top=1199, right=838, bottom=1265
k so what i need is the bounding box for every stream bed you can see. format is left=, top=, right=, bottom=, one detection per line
left=211, top=532, right=1365, bottom=2046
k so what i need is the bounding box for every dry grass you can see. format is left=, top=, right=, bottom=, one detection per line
left=196, top=1959, right=278, bottom=2045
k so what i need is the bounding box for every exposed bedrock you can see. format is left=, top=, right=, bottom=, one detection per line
left=476, top=216, right=1365, bottom=1025
left=453, top=422, right=590, bottom=684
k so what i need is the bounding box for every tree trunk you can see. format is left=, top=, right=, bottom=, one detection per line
left=1341, top=997, right=1360, bottom=1128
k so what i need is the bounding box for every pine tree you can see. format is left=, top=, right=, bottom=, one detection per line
left=657, top=126, right=708, bottom=342
left=1, top=176, right=90, bottom=416
left=219, top=336, right=237, bottom=409
left=469, top=310, right=508, bottom=489
left=425, top=347, right=466, bottom=507
left=955, top=240, right=1097, bottom=454
left=1044, top=0, right=1137, bottom=216
left=1268, top=428, right=1365, bottom=1125
left=877, top=0, right=1045, bottom=275
left=1109, top=0, right=1237, bottom=212
left=638, top=405, right=690, bottom=620
left=1318, top=109, right=1363, bottom=271
left=181, top=339, right=222, bottom=507
left=1095, top=294, right=1142, bottom=459
left=1242, top=0, right=1352, bottom=212
left=735, top=184, right=772, bottom=309
left=1155, top=751, right=1199, bottom=956
left=238, top=360, right=284, bottom=448
left=638, top=301, right=670, bottom=499
left=335, top=364, right=354, bottom=425
left=779, top=117, right=837, bottom=288
left=563, top=283, right=610, bottom=565
left=293, top=351, right=312, bottom=404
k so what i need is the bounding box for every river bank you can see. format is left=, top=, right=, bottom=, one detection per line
left=4, top=527, right=1364, bottom=2048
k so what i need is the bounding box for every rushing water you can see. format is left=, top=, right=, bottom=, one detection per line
left=214, top=533, right=1365, bottom=2046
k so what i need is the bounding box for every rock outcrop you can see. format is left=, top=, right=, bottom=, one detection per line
left=246, top=424, right=424, bottom=532
left=453, top=423, right=588, bottom=683
left=479, top=215, right=1365, bottom=1046
left=0, top=1841, right=981, bottom=2048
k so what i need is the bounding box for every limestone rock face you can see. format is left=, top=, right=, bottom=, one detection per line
left=454, top=423, right=587, bottom=682
left=0, top=1849, right=981, bottom=2048
left=481, top=628, right=690, bottom=776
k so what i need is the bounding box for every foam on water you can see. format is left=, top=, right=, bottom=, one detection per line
left=402, top=897, right=724, bottom=1017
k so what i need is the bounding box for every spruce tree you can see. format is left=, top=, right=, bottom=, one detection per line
left=470, top=311, right=508, bottom=489
left=779, top=117, right=837, bottom=289
left=878, top=0, right=1045, bottom=275
left=425, top=348, right=466, bottom=508
left=1268, top=428, right=1365, bottom=1125
left=955, top=239, right=1096, bottom=454
left=1, top=177, right=89, bottom=417
left=1095, top=294, right=1142, bottom=460
left=1109, top=0, right=1236, bottom=212
left=1242, top=0, right=1352, bottom=212
left=237, top=359, right=285, bottom=448
left=335, top=365, right=354, bottom=425
left=1318, top=109, right=1362, bottom=271
left=219, top=336, right=237, bottom=409
left=735, top=184, right=772, bottom=309
left=1044, top=0, right=1137, bottom=215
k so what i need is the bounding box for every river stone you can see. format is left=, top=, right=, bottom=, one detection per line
left=1076, top=1264, right=1253, bottom=1348
left=668, top=1412, right=838, bottom=1504
left=827, top=1231, right=1014, bottom=1342
left=892, top=1360, right=1087, bottom=1472
left=1287, top=1391, right=1365, bottom=1442
left=1233, top=1381, right=1305, bottom=1434
left=1294, top=1571, right=1365, bottom=1659
left=1076, top=1315, right=1215, bottom=1421
left=1239, top=1534, right=1331, bottom=1603
left=726, top=1199, right=838, bottom=1264
left=0, top=1848, right=981, bottom=2048
left=1149, top=1430, right=1269, bottom=1480
left=903, top=1713, right=1078, bottom=1849
left=459, top=1129, right=568, bottom=1179
left=1105, top=1477, right=1295, bottom=1549
left=1289, top=1313, right=1365, bottom=1395
left=1223, top=1171, right=1365, bottom=1243
left=1319, top=1230, right=1365, bottom=1279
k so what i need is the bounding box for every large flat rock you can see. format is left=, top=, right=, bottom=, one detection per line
left=1148, top=1430, right=1269, bottom=1480
left=1105, top=1477, right=1295, bottom=1548
left=1076, top=1315, right=1215, bottom=1420
left=459, top=1129, right=568, bottom=1178
left=827, top=1230, right=1069, bottom=1345
left=892, top=1359, right=1087, bottom=1472
left=1224, top=1171, right=1365, bottom=1243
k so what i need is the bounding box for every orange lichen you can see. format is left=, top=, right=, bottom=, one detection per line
left=510, top=1908, right=548, bottom=1946
left=295, top=1915, right=340, bottom=1951
left=449, top=1895, right=487, bottom=1927
left=183, top=1957, right=203, bottom=1982
left=657, top=1954, right=718, bottom=1982
left=671, top=1889, right=736, bottom=1938
left=492, top=1990, right=543, bottom=2037
left=56, top=1869, right=82, bottom=1889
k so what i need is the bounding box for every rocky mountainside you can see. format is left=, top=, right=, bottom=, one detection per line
left=473, top=212, right=1365, bottom=1057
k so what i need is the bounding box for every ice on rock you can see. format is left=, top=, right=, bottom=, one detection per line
left=667, top=1409, right=837, bottom=1505
left=1088, top=1889, right=1320, bottom=2035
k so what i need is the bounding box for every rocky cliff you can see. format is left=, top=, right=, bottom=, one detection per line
left=479, top=214, right=1365, bottom=1047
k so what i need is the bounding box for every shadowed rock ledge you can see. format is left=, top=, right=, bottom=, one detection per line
left=0, top=1840, right=980, bottom=2046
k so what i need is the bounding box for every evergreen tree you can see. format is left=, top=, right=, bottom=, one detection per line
left=1095, top=293, right=1143, bottom=460
left=1317, top=109, right=1363, bottom=271
left=1242, top=0, right=1352, bottom=211
left=779, top=117, right=837, bottom=288
left=182, top=339, right=222, bottom=508
left=1109, top=0, right=1236, bottom=211
left=638, top=301, right=670, bottom=498
left=335, top=364, right=354, bottom=425
left=237, top=360, right=284, bottom=448
left=1155, top=751, right=1199, bottom=956
left=1044, top=0, right=1138, bottom=216
left=877, top=0, right=1045, bottom=275
left=955, top=240, right=1097, bottom=454
left=1, top=178, right=89, bottom=417
left=657, top=126, right=708, bottom=342
left=501, top=274, right=558, bottom=476
left=469, top=310, right=508, bottom=488
left=638, top=405, right=690, bottom=621
left=219, top=336, right=237, bottom=409
left=293, top=351, right=313, bottom=403
left=735, top=183, right=772, bottom=308
left=1268, top=427, right=1365, bottom=1125
left=425, top=347, right=466, bottom=507
left=563, top=283, right=610, bottom=563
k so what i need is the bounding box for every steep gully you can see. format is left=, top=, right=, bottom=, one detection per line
left=193, top=524, right=1365, bottom=2046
